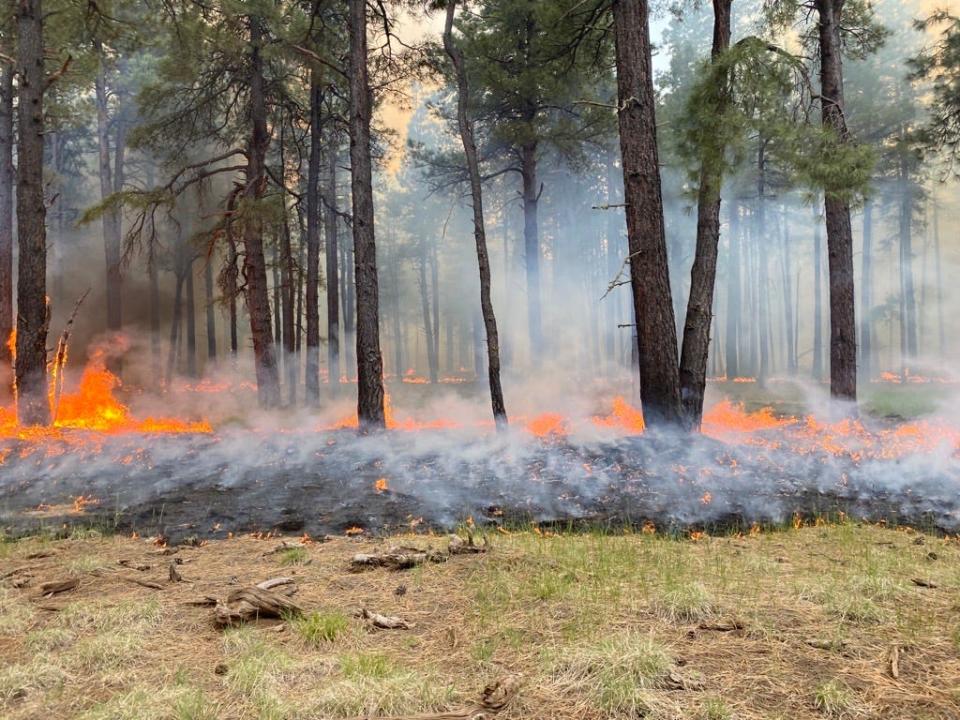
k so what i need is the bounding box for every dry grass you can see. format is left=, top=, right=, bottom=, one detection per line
left=1, top=521, right=959, bottom=719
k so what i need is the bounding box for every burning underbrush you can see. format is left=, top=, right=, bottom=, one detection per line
left=0, top=354, right=960, bottom=537
left=0, top=356, right=959, bottom=541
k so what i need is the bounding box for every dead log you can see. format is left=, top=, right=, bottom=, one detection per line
left=358, top=608, right=412, bottom=630
left=347, top=675, right=520, bottom=720
left=910, top=577, right=938, bottom=589
left=214, top=586, right=303, bottom=627
left=185, top=595, right=219, bottom=607
left=0, top=565, right=37, bottom=581
left=351, top=546, right=447, bottom=572
left=37, top=578, right=79, bottom=596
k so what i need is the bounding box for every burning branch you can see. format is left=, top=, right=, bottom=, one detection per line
left=52, top=288, right=91, bottom=423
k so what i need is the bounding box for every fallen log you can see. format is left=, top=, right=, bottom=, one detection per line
left=347, top=675, right=519, bottom=720
left=256, top=577, right=295, bottom=590
left=910, top=577, right=938, bottom=589
left=214, top=586, right=303, bottom=627
left=358, top=608, right=412, bottom=630
left=119, top=559, right=151, bottom=571
left=351, top=547, right=447, bottom=572
left=124, top=577, right=164, bottom=590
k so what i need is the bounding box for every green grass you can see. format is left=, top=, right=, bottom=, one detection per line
left=278, top=546, right=309, bottom=566
left=290, top=609, right=350, bottom=645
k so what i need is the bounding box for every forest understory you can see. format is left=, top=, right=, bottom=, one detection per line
left=1, top=523, right=958, bottom=720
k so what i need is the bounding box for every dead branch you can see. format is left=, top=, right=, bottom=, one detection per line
left=52, top=288, right=91, bottom=422
left=351, top=546, right=448, bottom=572
left=358, top=608, right=412, bottom=630
left=214, top=586, right=303, bottom=627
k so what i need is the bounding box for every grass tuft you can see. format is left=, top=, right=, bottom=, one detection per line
left=653, top=581, right=714, bottom=623
left=278, top=547, right=308, bottom=565
left=552, top=631, right=673, bottom=715
left=290, top=609, right=350, bottom=645
left=814, top=679, right=855, bottom=718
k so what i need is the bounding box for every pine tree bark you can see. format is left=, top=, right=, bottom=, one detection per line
left=0, top=62, right=13, bottom=379
left=15, top=0, right=50, bottom=425
left=305, top=74, right=322, bottom=405
left=817, top=0, right=857, bottom=402
left=678, top=0, right=731, bottom=430
left=611, top=0, right=682, bottom=428
left=243, top=14, right=281, bottom=407
left=185, top=251, right=197, bottom=378
left=442, top=0, right=507, bottom=426
left=281, top=201, right=297, bottom=404
left=325, top=126, right=341, bottom=390
left=348, top=0, right=385, bottom=430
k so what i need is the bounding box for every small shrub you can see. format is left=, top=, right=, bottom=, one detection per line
left=654, top=581, right=714, bottom=622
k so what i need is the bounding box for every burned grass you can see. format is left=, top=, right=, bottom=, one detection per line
left=0, top=522, right=958, bottom=719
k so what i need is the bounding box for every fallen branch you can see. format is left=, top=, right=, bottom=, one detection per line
left=910, top=577, right=938, bottom=588
left=351, top=546, right=448, bottom=572
left=125, top=577, right=164, bottom=590
left=698, top=619, right=744, bottom=632
left=889, top=645, right=900, bottom=679
left=358, top=608, right=412, bottom=630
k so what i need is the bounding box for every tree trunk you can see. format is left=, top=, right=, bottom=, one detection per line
left=225, top=207, right=240, bottom=358
left=781, top=205, right=797, bottom=373
left=0, top=61, right=13, bottom=381
left=185, top=252, right=197, bottom=378
left=305, top=75, right=322, bottom=404
left=724, top=201, right=740, bottom=379
left=15, top=0, right=50, bottom=425
left=199, top=185, right=217, bottom=366
left=281, top=203, right=297, bottom=405
left=348, top=0, right=385, bottom=430
left=813, top=200, right=824, bottom=379
left=442, top=1, right=508, bottom=424
left=166, top=269, right=185, bottom=385
left=756, top=142, right=770, bottom=387
left=678, top=0, right=732, bottom=430
left=520, top=143, right=543, bottom=361
left=611, top=0, right=682, bottom=428
left=325, top=126, right=341, bottom=390
left=95, top=42, right=123, bottom=334
left=243, top=14, right=280, bottom=407
left=430, top=243, right=440, bottom=377
left=897, top=158, right=917, bottom=375
left=418, top=246, right=438, bottom=384
left=817, top=0, right=857, bottom=402
left=932, top=200, right=945, bottom=357
left=859, top=199, right=872, bottom=380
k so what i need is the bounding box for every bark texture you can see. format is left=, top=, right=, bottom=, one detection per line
left=95, top=43, right=123, bottom=333
left=612, top=0, right=682, bottom=427
left=442, top=0, right=507, bottom=427
left=325, top=126, right=341, bottom=391
left=348, top=0, right=385, bottom=430
left=0, top=62, right=13, bottom=376
left=678, top=0, right=732, bottom=430
left=817, top=0, right=857, bottom=402
left=243, top=14, right=281, bottom=407
left=15, top=0, right=51, bottom=425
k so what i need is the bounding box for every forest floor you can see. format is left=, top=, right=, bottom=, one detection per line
left=1, top=522, right=958, bottom=719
